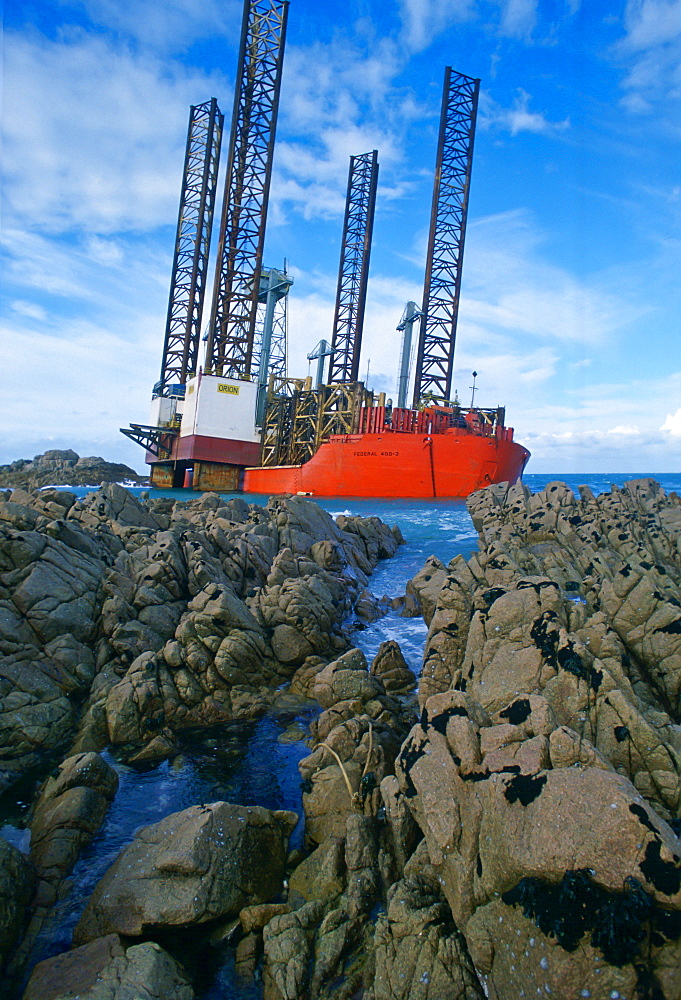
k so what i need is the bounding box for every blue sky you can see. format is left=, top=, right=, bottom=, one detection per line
left=2, top=0, right=680, bottom=474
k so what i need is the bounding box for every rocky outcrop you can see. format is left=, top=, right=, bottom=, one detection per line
left=0, top=486, right=402, bottom=790
left=396, top=479, right=681, bottom=1000
left=0, top=838, right=35, bottom=977
left=367, top=874, right=484, bottom=1000
left=0, top=450, right=146, bottom=488
left=1, top=484, right=407, bottom=995
left=23, top=935, right=193, bottom=1000
left=73, top=802, right=297, bottom=944
left=30, top=752, right=118, bottom=906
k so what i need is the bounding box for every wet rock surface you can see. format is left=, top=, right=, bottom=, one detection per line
left=73, top=802, right=297, bottom=943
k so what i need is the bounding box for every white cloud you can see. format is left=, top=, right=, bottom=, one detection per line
left=621, top=0, right=681, bottom=50
left=661, top=408, right=681, bottom=436
left=609, top=424, right=640, bottom=435
left=480, top=89, right=570, bottom=135
left=57, top=0, right=239, bottom=52
left=398, top=0, right=538, bottom=52
left=270, top=37, right=421, bottom=225
left=10, top=300, right=48, bottom=322
left=2, top=30, right=226, bottom=233
left=494, top=0, right=538, bottom=39
left=398, top=0, right=475, bottom=52
left=462, top=211, right=634, bottom=345
left=616, top=1, right=681, bottom=113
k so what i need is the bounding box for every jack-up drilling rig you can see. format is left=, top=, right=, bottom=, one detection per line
left=123, top=0, right=529, bottom=497
left=245, top=67, right=529, bottom=496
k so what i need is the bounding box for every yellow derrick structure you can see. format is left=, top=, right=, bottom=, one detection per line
left=260, top=377, right=372, bottom=467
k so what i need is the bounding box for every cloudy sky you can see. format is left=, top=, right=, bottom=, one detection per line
left=2, top=0, right=680, bottom=474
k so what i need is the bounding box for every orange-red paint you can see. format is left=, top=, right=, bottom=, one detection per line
left=243, top=425, right=530, bottom=498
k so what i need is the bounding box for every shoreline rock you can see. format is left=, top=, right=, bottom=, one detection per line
left=0, top=450, right=147, bottom=489
left=5, top=476, right=681, bottom=1000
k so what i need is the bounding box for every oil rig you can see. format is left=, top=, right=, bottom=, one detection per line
left=122, top=0, right=529, bottom=496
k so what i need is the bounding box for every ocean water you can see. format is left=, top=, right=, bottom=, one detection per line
left=5, top=471, right=681, bottom=996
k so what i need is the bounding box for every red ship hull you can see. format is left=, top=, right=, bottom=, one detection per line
left=243, top=427, right=530, bottom=498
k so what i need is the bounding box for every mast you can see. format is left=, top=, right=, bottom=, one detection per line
left=205, top=0, right=289, bottom=378
left=328, top=149, right=379, bottom=384
left=157, top=99, right=223, bottom=394
left=412, top=68, right=479, bottom=406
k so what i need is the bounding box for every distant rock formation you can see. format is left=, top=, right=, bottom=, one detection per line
left=0, top=450, right=147, bottom=488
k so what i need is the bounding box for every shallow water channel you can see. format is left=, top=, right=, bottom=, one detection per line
left=5, top=496, right=478, bottom=996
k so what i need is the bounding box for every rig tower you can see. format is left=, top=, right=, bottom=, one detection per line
left=412, top=68, right=479, bottom=407
left=158, top=98, right=224, bottom=395
left=205, top=0, right=289, bottom=378
left=328, top=150, right=379, bottom=384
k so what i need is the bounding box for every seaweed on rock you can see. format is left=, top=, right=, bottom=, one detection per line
left=503, top=869, right=681, bottom=998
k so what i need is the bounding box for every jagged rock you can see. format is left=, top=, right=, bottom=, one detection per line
left=379, top=775, right=422, bottom=877
left=0, top=838, right=35, bottom=975
left=367, top=874, right=484, bottom=1000
left=73, top=802, right=298, bottom=943
left=22, top=935, right=193, bottom=1000
left=406, top=555, right=449, bottom=625
left=29, top=752, right=118, bottom=905
left=314, top=648, right=384, bottom=708
left=395, top=690, right=681, bottom=999
left=370, top=640, right=416, bottom=697
left=0, top=450, right=146, bottom=489
left=262, top=900, right=326, bottom=1000
left=72, top=483, right=161, bottom=530
left=288, top=837, right=346, bottom=905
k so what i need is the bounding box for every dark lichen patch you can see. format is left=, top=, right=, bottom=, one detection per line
left=629, top=803, right=659, bottom=835
left=503, top=772, right=547, bottom=806
left=639, top=840, right=681, bottom=896
left=503, top=869, right=681, bottom=988
left=499, top=697, right=531, bottom=725
left=554, top=641, right=603, bottom=691
left=429, top=705, right=468, bottom=735
left=650, top=907, right=681, bottom=947
left=397, top=736, right=428, bottom=799
left=480, top=587, right=507, bottom=608
left=530, top=612, right=560, bottom=663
